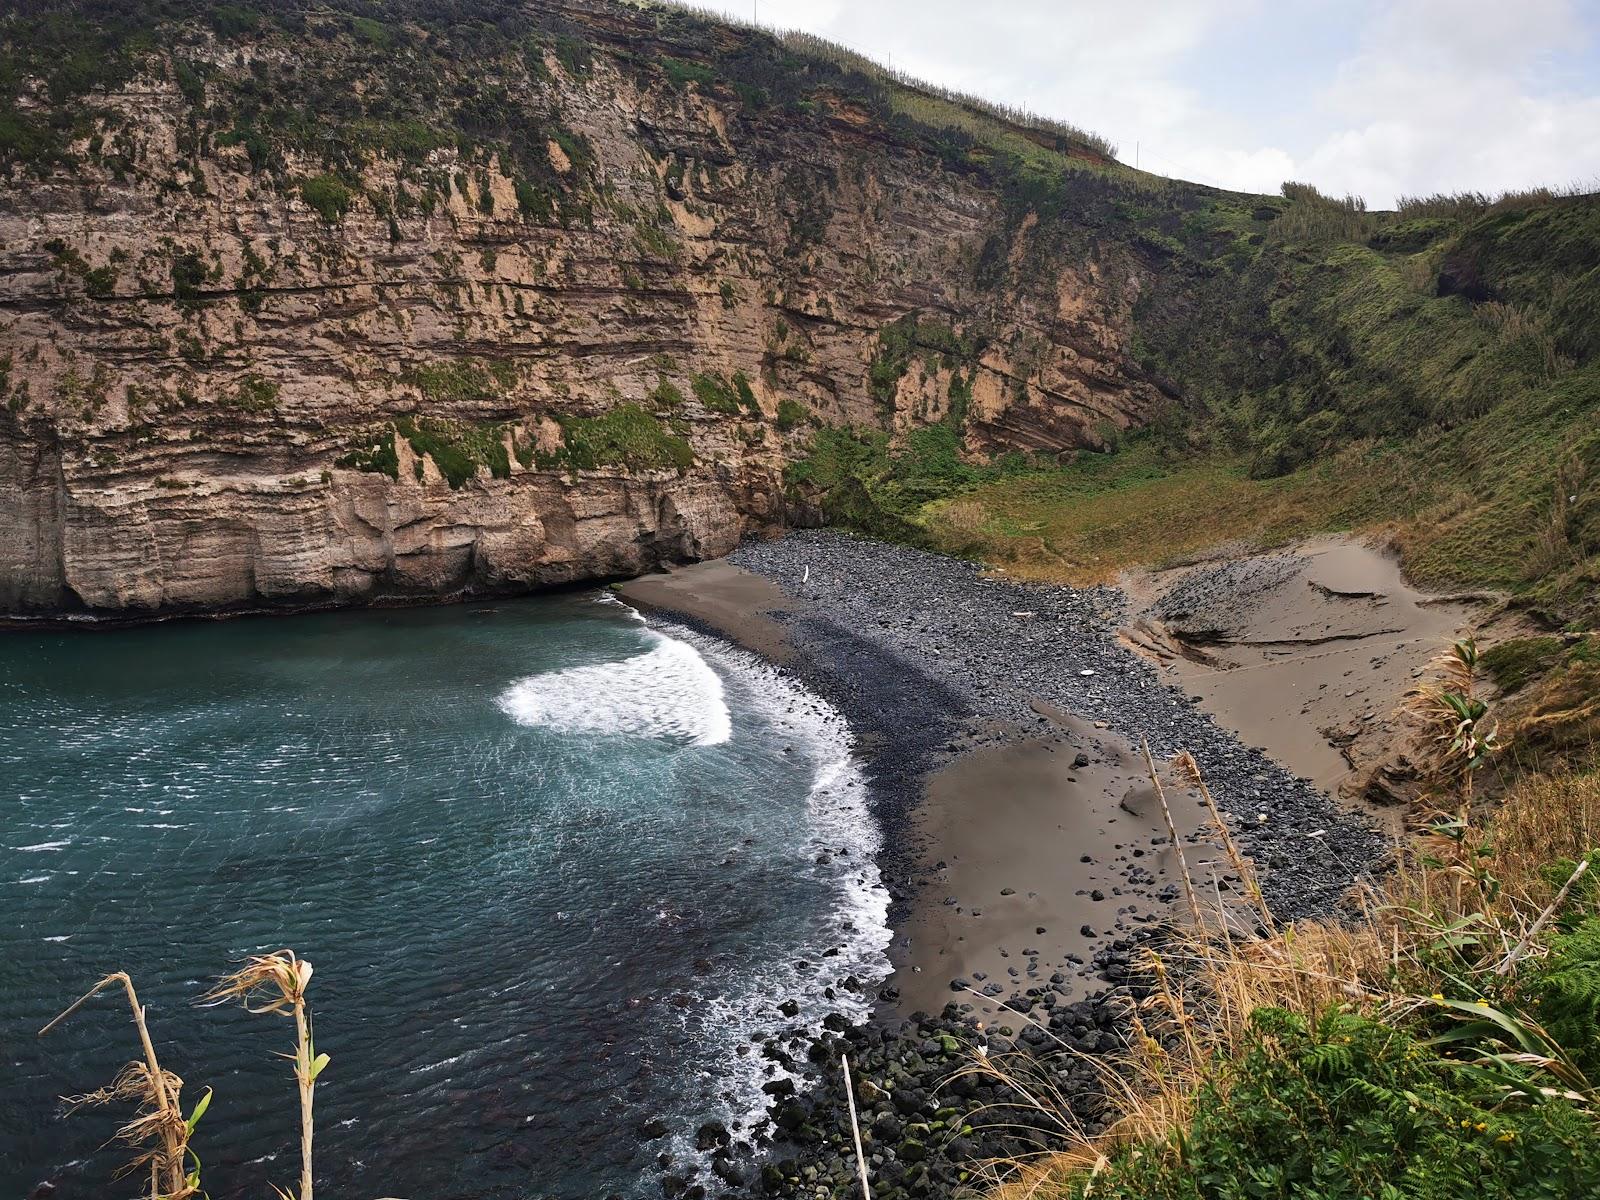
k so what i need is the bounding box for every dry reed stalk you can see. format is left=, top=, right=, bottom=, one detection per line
left=38, top=972, right=196, bottom=1200
left=841, top=1054, right=872, bottom=1200
left=1488, top=771, right=1600, bottom=901
left=204, top=949, right=323, bottom=1200
left=1173, top=750, right=1276, bottom=934
left=1496, top=858, right=1591, bottom=976
left=1140, top=738, right=1204, bottom=931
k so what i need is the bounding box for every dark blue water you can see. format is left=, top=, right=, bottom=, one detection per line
left=0, top=594, right=887, bottom=1199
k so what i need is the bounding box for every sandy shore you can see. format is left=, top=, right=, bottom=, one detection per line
left=618, top=531, right=1400, bottom=1021
left=615, top=529, right=1491, bottom=1199
left=1120, top=536, right=1483, bottom=813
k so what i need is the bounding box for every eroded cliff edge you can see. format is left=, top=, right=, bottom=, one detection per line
left=0, top=0, right=1185, bottom=617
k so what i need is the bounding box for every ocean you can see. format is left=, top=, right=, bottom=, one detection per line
left=0, top=592, right=889, bottom=1198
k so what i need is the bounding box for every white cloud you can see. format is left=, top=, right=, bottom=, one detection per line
left=1302, top=0, right=1600, bottom=203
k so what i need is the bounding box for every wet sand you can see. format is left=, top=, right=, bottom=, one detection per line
left=894, top=710, right=1226, bottom=1016
left=616, top=559, right=799, bottom=664
left=619, top=555, right=1251, bottom=1022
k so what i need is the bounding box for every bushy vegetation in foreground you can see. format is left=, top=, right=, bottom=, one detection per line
left=1077, top=1007, right=1600, bottom=1200
left=982, top=653, right=1600, bottom=1200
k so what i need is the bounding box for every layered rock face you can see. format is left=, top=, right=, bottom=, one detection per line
left=0, top=0, right=1169, bottom=617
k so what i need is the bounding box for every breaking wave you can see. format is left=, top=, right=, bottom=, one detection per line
left=496, top=630, right=733, bottom=747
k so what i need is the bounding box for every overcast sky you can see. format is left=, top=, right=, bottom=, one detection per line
left=692, top=0, right=1600, bottom=207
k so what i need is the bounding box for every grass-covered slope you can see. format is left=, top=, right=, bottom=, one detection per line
left=791, top=185, right=1600, bottom=626
left=987, top=764, right=1600, bottom=1200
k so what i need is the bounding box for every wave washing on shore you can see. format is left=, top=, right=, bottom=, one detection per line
left=0, top=593, right=891, bottom=1199
left=659, top=625, right=892, bottom=1155
left=500, top=603, right=891, bottom=1163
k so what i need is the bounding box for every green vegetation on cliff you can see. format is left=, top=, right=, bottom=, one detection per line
left=0, top=0, right=1119, bottom=239
left=792, top=183, right=1600, bottom=627
left=542, top=404, right=694, bottom=474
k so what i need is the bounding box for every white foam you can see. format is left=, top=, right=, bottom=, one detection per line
left=15, top=840, right=69, bottom=852
left=627, top=618, right=892, bottom=1161
left=497, top=631, right=732, bottom=747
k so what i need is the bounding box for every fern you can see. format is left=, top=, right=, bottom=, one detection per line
left=1525, top=917, right=1600, bottom=1076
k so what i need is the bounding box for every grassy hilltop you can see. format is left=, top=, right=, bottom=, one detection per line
left=795, top=179, right=1600, bottom=628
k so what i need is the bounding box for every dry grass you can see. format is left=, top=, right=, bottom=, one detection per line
left=1492, top=771, right=1600, bottom=892
left=205, top=949, right=323, bottom=1200
left=37, top=972, right=206, bottom=1200
left=926, top=451, right=1406, bottom=586
left=1529, top=453, right=1593, bottom=578
left=1395, top=181, right=1598, bottom=220
left=971, top=755, right=1600, bottom=1198
left=1272, top=182, right=1379, bottom=243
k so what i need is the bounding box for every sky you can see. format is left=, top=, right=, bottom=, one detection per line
left=691, top=0, right=1600, bottom=207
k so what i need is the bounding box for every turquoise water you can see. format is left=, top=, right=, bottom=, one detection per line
left=0, top=595, right=888, bottom=1199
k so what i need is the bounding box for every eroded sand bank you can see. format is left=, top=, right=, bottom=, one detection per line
left=1120, top=536, right=1484, bottom=808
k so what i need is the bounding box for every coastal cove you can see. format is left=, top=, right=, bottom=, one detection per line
left=1, top=0, right=1595, bottom=1194
left=611, top=530, right=1487, bottom=1197
left=3, top=527, right=1485, bottom=1200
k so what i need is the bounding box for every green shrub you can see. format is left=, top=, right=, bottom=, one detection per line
left=635, top=220, right=678, bottom=259
left=225, top=374, right=279, bottom=411
left=869, top=316, right=979, bottom=404
left=691, top=372, right=741, bottom=415
left=515, top=179, right=553, bottom=221
left=0, top=103, right=63, bottom=168
left=405, top=360, right=499, bottom=403
left=336, top=430, right=399, bottom=479
left=553, top=34, right=590, bottom=76
left=395, top=415, right=509, bottom=488
left=543, top=405, right=693, bottom=473
left=300, top=174, right=353, bottom=222
left=661, top=56, right=715, bottom=89
left=775, top=398, right=808, bottom=431
left=349, top=17, right=392, bottom=48
left=1077, top=1006, right=1600, bottom=1200
left=732, top=371, right=759, bottom=413
left=170, top=253, right=208, bottom=311
left=208, top=5, right=263, bottom=38
left=650, top=377, right=686, bottom=408
left=1523, top=917, right=1600, bottom=1078
left=173, top=60, right=208, bottom=106
left=83, top=265, right=117, bottom=297
left=895, top=422, right=980, bottom=502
